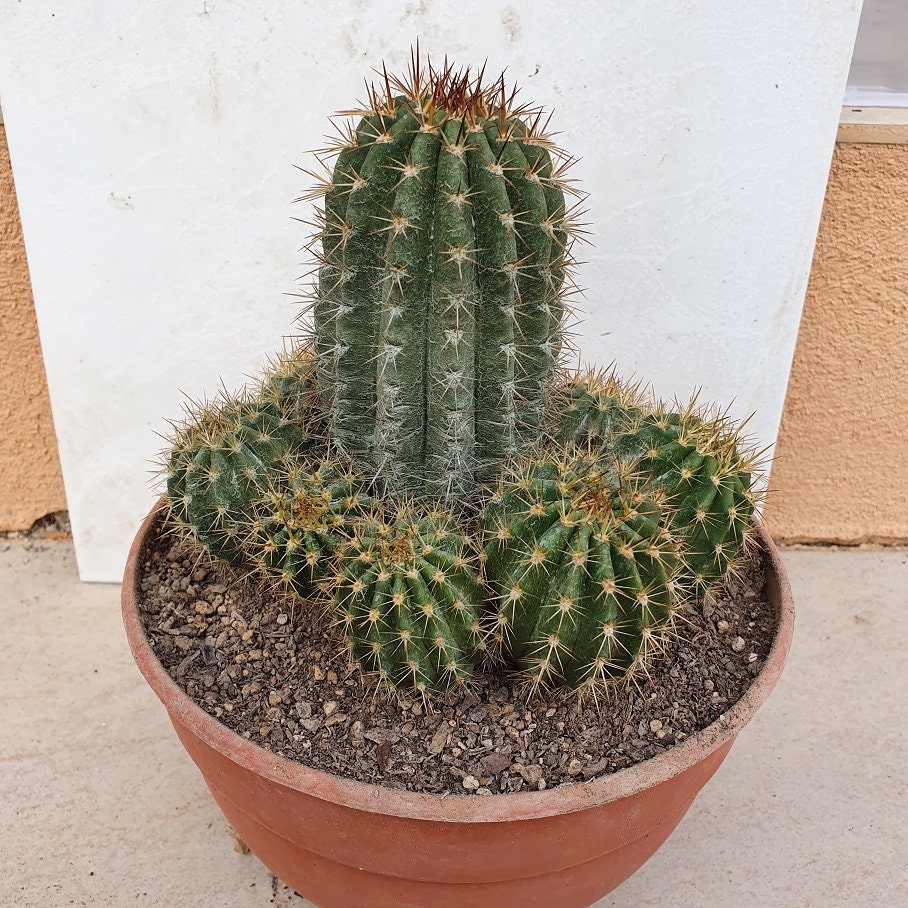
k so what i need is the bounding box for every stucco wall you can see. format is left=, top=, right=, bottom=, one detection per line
left=0, top=124, right=66, bottom=530
left=764, top=142, right=908, bottom=543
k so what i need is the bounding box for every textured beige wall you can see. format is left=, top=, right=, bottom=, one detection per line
left=0, top=124, right=67, bottom=530
left=1, top=128, right=906, bottom=539
left=765, top=143, right=908, bottom=543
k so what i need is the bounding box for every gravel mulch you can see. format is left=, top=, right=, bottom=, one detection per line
left=136, top=516, right=777, bottom=796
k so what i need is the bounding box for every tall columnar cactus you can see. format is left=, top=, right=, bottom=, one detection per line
left=481, top=452, right=686, bottom=695
left=307, top=55, right=582, bottom=499
left=164, top=347, right=321, bottom=566
left=333, top=506, right=486, bottom=693
left=247, top=458, right=376, bottom=598
left=554, top=371, right=762, bottom=589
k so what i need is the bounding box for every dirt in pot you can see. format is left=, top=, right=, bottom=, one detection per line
left=136, top=516, right=777, bottom=796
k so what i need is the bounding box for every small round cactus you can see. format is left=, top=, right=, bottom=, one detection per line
left=482, top=451, right=686, bottom=696
left=306, top=53, right=584, bottom=499
left=164, top=398, right=310, bottom=566
left=163, top=346, right=323, bottom=566
left=246, top=458, right=377, bottom=598
left=609, top=405, right=761, bottom=588
left=333, top=505, right=486, bottom=694
left=555, top=370, right=762, bottom=590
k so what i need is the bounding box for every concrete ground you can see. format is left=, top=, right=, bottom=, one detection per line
left=1, top=538, right=906, bottom=908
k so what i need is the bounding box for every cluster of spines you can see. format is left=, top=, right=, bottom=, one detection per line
left=332, top=504, right=487, bottom=695
left=302, top=49, right=587, bottom=500
left=481, top=450, right=688, bottom=698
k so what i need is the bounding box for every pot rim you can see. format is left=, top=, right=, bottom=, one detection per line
left=122, top=500, right=794, bottom=824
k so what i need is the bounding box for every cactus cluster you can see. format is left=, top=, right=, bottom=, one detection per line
left=160, top=52, right=763, bottom=699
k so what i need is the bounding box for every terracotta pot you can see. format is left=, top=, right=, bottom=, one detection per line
left=122, top=502, right=794, bottom=908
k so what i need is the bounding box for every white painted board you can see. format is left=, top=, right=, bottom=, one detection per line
left=0, top=1, right=862, bottom=581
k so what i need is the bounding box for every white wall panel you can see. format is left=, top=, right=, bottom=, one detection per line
left=0, top=1, right=862, bottom=580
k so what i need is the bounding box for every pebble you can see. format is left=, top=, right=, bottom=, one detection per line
left=462, top=775, right=480, bottom=791
left=567, top=758, right=583, bottom=776
left=649, top=719, right=663, bottom=732
left=323, top=700, right=338, bottom=717
left=732, top=636, right=746, bottom=652
left=717, top=620, right=730, bottom=633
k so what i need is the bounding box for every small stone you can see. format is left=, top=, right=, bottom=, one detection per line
left=747, top=652, right=759, bottom=663
left=191, top=568, right=208, bottom=583
left=704, top=679, right=715, bottom=691
left=649, top=719, right=663, bottom=733
left=295, top=702, right=312, bottom=719
left=462, top=775, right=480, bottom=791
left=193, top=599, right=217, bottom=616
left=732, top=636, right=746, bottom=652
left=428, top=724, right=450, bottom=755
left=326, top=670, right=338, bottom=684
left=475, top=787, right=492, bottom=796
left=480, top=752, right=511, bottom=775
left=276, top=613, right=289, bottom=625
left=567, top=758, right=583, bottom=776
left=268, top=690, right=283, bottom=707
left=545, top=707, right=557, bottom=718
left=312, top=665, right=325, bottom=681
left=537, top=779, right=547, bottom=791
left=516, top=763, right=543, bottom=786
left=717, top=620, right=730, bottom=633
left=323, top=700, right=338, bottom=717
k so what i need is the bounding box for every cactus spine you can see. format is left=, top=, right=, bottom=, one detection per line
left=482, top=452, right=685, bottom=695
left=333, top=506, right=486, bottom=693
left=308, top=55, right=581, bottom=499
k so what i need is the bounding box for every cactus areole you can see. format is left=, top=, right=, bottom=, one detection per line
left=309, top=55, right=580, bottom=499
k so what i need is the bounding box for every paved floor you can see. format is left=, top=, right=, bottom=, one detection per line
left=2, top=538, right=906, bottom=908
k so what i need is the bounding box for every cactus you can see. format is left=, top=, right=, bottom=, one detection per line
left=246, top=458, right=377, bottom=598
left=481, top=451, right=686, bottom=695
left=551, top=368, right=644, bottom=447
left=306, top=53, right=582, bottom=499
left=554, top=371, right=762, bottom=589
left=609, top=406, right=760, bottom=589
left=333, top=505, right=486, bottom=694
left=163, top=348, right=321, bottom=565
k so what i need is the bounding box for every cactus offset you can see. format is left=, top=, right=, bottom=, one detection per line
left=555, top=371, right=762, bottom=589
left=307, top=53, right=582, bottom=499
left=482, top=451, right=686, bottom=695
left=163, top=347, right=321, bottom=565
left=247, top=458, right=377, bottom=598
left=333, top=506, right=486, bottom=694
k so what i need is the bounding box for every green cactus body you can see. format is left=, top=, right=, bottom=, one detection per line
left=310, top=63, right=577, bottom=498
left=257, top=342, right=324, bottom=430
left=552, top=370, right=644, bottom=446
left=609, top=410, right=757, bottom=588
left=555, top=373, right=760, bottom=589
left=482, top=453, right=684, bottom=694
left=165, top=401, right=308, bottom=566
left=249, top=460, right=377, bottom=598
left=333, top=507, right=486, bottom=693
